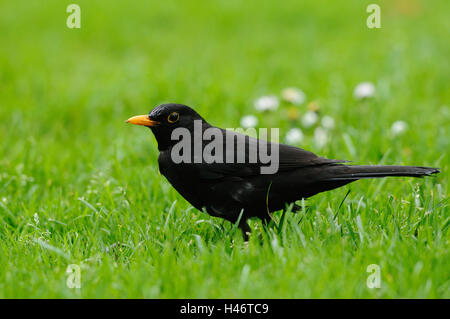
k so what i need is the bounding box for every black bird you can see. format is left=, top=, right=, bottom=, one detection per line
left=127, top=103, right=440, bottom=239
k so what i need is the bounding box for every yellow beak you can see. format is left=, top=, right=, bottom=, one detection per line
left=126, top=115, right=160, bottom=127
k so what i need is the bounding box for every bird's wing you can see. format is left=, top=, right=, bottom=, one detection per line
left=193, top=129, right=346, bottom=179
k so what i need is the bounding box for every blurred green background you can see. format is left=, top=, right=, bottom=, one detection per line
left=0, top=0, right=448, bottom=298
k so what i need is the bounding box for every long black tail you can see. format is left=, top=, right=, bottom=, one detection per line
left=325, top=165, right=440, bottom=181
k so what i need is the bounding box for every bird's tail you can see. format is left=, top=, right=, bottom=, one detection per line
left=325, top=165, right=440, bottom=181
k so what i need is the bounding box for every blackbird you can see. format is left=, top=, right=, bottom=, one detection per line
left=127, top=103, right=440, bottom=239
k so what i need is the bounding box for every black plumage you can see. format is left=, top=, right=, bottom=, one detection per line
left=127, top=103, right=440, bottom=239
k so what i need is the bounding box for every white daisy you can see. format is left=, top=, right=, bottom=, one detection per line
left=353, top=82, right=375, bottom=100
left=391, top=120, right=408, bottom=136
left=281, top=87, right=306, bottom=105
left=240, top=115, right=258, bottom=128
left=254, top=95, right=279, bottom=112
left=301, top=111, right=318, bottom=128
left=321, top=116, right=335, bottom=130
left=314, top=127, right=328, bottom=149
left=285, top=128, right=304, bottom=144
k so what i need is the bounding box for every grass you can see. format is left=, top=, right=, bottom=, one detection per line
left=0, top=0, right=448, bottom=298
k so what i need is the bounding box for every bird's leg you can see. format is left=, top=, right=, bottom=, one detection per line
left=261, top=215, right=274, bottom=228
left=238, top=219, right=251, bottom=242
left=292, top=203, right=302, bottom=213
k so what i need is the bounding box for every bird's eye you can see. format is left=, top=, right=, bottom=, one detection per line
left=167, top=112, right=180, bottom=123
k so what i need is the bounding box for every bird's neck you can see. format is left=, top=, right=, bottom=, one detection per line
left=150, top=127, right=172, bottom=151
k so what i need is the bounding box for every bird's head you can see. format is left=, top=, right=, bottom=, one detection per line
left=127, top=103, right=206, bottom=150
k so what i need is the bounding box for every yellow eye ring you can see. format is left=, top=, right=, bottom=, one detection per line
left=167, top=112, right=180, bottom=123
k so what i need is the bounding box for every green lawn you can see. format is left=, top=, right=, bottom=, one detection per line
left=0, top=0, right=448, bottom=298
